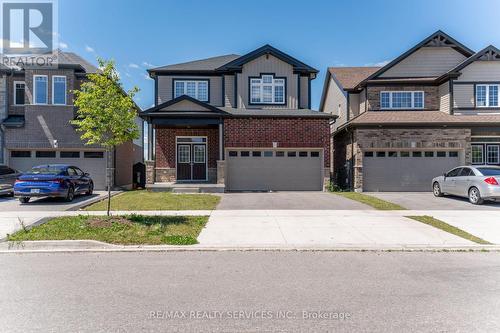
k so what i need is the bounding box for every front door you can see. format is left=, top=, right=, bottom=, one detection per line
left=176, top=141, right=207, bottom=181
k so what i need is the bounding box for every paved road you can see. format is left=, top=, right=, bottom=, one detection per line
left=217, top=191, right=372, bottom=210
left=1, top=252, right=500, bottom=332
left=367, top=192, right=500, bottom=210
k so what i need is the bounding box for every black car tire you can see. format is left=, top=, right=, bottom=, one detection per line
left=65, top=186, right=75, bottom=202
left=19, top=197, right=30, bottom=204
left=468, top=187, right=484, bottom=205
left=86, top=182, right=94, bottom=196
left=433, top=182, right=443, bottom=197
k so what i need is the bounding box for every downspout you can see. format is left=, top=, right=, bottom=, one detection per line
left=349, top=128, right=354, bottom=191
left=1, top=69, right=14, bottom=164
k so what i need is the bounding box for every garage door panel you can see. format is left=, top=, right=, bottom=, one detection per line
left=226, top=150, right=323, bottom=191
left=364, top=155, right=460, bottom=192
left=9, top=151, right=107, bottom=190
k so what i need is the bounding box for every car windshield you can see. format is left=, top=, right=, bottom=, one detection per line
left=476, top=168, right=500, bottom=176
left=28, top=166, right=65, bottom=175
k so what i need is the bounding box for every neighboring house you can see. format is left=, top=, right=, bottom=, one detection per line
left=140, top=44, right=333, bottom=191
left=320, top=30, right=500, bottom=192
left=0, top=50, right=143, bottom=190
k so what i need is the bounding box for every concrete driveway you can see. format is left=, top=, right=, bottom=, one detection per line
left=0, top=191, right=107, bottom=211
left=217, top=191, right=372, bottom=210
left=366, top=192, right=500, bottom=210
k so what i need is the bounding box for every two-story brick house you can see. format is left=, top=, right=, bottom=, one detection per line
left=141, top=45, right=333, bottom=191
left=0, top=51, right=143, bottom=189
left=320, top=31, right=500, bottom=192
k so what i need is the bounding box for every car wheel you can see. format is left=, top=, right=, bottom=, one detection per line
left=19, top=197, right=30, bottom=204
left=433, top=182, right=443, bottom=197
left=86, top=182, right=94, bottom=196
left=65, top=187, right=75, bottom=202
left=468, top=187, right=484, bottom=205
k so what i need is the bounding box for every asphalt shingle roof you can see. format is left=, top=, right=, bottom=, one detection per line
left=328, top=67, right=381, bottom=90
left=150, top=54, right=241, bottom=72
left=347, top=111, right=500, bottom=126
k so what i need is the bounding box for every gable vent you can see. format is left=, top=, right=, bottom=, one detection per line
left=477, top=49, right=500, bottom=61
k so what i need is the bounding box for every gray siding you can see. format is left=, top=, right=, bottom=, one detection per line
left=456, top=61, right=500, bottom=81
left=237, top=54, right=299, bottom=109
left=359, top=88, right=367, bottom=114
left=439, top=81, right=451, bottom=113
left=223, top=75, right=234, bottom=107
left=322, top=77, right=346, bottom=131
left=299, top=76, right=309, bottom=108
left=380, top=47, right=466, bottom=78
left=157, top=75, right=223, bottom=106
left=349, top=93, right=360, bottom=118
left=453, top=84, right=474, bottom=109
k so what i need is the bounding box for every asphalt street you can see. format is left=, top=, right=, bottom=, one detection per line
left=1, top=251, right=500, bottom=332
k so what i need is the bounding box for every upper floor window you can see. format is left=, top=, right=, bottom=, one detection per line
left=250, top=74, right=285, bottom=105
left=34, top=75, right=48, bottom=104
left=174, top=80, right=208, bottom=102
left=380, top=91, right=424, bottom=109
left=52, top=76, right=67, bottom=105
left=476, top=84, right=499, bottom=107
left=14, top=81, right=25, bottom=105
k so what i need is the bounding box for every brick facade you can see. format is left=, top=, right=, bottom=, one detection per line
left=366, top=85, right=439, bottom=111
left=333, top=127, right=472, bottom=191
left=154, top=127, right=219, bottom=182
left=224, top=118, right=331, bottom=167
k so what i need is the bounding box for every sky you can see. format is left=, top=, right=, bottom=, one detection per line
left=57, top=0, right=500, bottom=110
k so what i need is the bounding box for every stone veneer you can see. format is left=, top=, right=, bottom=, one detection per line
left=366, top=85, right=440, bottom=111
left=333, top=127, right=472, bottom=191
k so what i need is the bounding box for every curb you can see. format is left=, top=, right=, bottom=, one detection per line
left=1, top=240, right=499, bottom=253
left=67, top=191, right=123, bottom=211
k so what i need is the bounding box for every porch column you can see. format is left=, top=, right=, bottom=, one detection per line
left=218, top=122, right=224, bottom=160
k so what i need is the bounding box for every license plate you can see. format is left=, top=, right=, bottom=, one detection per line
left=30, top=189, right=40, bottom=194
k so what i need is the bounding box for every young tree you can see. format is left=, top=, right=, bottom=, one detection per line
left=72, top=58, right=140, bottom=215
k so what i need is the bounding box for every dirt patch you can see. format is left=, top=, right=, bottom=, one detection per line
left=86, top=217, right=133, bottom=228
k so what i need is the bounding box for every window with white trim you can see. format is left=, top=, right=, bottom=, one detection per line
left=472, top=145, right=484, bottom=164
left=34, top=75, right=48, bottom=104
left=174, top=80, right=208, bottom=102
left=476, top=84, right=499, bottom=107
left=52, top=76, right=67, bottom=105
left=14, top=81, right=25, bottom=105
left=250, top=74, right=285, bottom=104
left=380, top=91, right=424, bottom=109
left=487, top=145, right=499, bottom=164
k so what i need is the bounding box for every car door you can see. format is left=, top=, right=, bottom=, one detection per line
left=66, top=167, right=80, bottom=192
left=442, top=168, right=462, bottom=194
left=455, top=167, right=474, bottom=197
left=73, top=167, right=89, bottom=193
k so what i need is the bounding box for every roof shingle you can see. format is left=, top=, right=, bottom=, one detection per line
left=328, top=67, right=381, bottom=90
left=149, top=54, right=240, bottom=72
left=347, top=111, right=500, bottom=126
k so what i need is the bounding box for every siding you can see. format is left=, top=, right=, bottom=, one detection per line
left=238, top=54, right=298, bottom=109
left=438, top=81, right=450, bottom=113
left=299, top=76, right=309, bottom=108
left=157, top=75, right=223, bottom=106
left=456, top=61, right=500, bottom=81
left=380, top=47, right=466, bottom=78
left=322, top=77, right=346, bottom=130
left=349, top=93, right=360, bottom=117
left=224, top=75, right=234, bottom=107
left=359, top=89, right=367, bottom=114
left=453, top=84, right=474, bottom=109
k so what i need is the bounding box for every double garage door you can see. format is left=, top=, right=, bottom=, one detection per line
left=8, top=150, right=107, bottom=190
left=363, top=150, right=461, bottom=192
left=226, top=149, right=323, bottom=191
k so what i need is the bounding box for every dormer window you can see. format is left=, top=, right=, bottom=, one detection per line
left=380, top=91, right=424, bottom=109
left=476, top=84, right=499, bottom=107
left=173, top=80, right=209, bottom=102
left=250, top=74, right=285, bottom=105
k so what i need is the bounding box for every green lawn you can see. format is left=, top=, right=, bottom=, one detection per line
left=406, top=215, right=492, bottom=245
left=85, top=190, right=220, bottom=211
left=333, top=192, right=407, bottom=210
left=8, top=215, right=209, bottom=245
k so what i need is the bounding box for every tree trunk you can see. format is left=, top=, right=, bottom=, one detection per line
left=106, top=147, right=113, bottom=216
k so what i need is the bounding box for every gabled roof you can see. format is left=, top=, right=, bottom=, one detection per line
left=140, top=95, right=229, bottom=117
left=148, top=54, right=240, bottom=74
left=328, top=67, right=381, bottom=90
left=358, top=30, right=475, bottom=87
left=444, top=45, right=500, bottom=75
left=215, top=44, right=318, bottom=75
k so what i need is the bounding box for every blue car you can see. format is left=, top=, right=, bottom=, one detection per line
left=14, top=164, right=94, bottom=203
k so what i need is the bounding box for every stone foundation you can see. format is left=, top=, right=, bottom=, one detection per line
left=217, top=160, right=225, bottom=185
left=145, top=160, right=155, bottom=184
left=155, top=168, right=176, bottom=182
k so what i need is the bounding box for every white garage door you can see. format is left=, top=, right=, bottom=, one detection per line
left=8, top=150, right=108, bottom=190
left=363, top=150, right=461, bottom=192
left=226, top=149, right=323, bottom=191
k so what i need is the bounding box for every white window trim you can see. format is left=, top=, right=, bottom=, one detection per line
left=471, top=144, right=484, bottom=165
left=476, top=84, right=499, bottom=108
left=13, top=81, right=25, bottom=105
left=33, top=75, right=48, bottom=105
left=249, top=74, right=286, bottom=105
left=52, top=75, right=67, bottom=105
left=173, top=80, right=209, bottom=102
left=380, top=91, right=425, bottom=110
left=486, top=145, right=500, bottom=165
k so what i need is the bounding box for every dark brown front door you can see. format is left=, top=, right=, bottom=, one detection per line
left=176, top=143, right=207, bottom=181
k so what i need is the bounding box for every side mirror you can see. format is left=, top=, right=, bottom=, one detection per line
left=84, top=173, right=90, bottom=177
